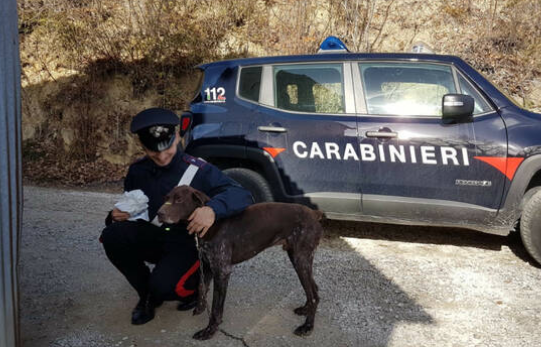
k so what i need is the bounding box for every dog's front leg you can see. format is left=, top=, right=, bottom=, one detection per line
left=193, top=259, right=212, bottom=316
left=193, top=265, right=231, bottom=340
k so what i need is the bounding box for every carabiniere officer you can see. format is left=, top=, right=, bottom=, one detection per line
left=100, top=107, right=253, bottom=325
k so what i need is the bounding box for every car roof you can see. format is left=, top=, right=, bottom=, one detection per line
left=197, top=53, right=465, bottom=69
left=196, top=52, right=517, bottom=110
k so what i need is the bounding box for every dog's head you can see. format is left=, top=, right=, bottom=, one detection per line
left=157, top=185, right=210, bottom=225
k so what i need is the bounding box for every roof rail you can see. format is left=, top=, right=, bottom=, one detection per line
left=411, top=41, right=434, bottom=54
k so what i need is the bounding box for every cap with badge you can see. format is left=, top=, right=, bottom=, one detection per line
left=131, top=108, right=180, bottom=152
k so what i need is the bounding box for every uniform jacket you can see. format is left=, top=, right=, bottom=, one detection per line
left=107, top=148, right=253, bottom=226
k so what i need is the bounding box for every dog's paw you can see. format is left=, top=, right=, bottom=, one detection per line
left=193, top=327, right=216, bottom=340
left=294, top=306, right=309, bottom=316
left=294, top=324, right=313, bottom=337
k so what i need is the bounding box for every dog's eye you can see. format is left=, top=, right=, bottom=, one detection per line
left=175, top=197, right=183, bottom=204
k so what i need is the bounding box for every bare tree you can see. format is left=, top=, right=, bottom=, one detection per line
left=328, top=0, right=395, bottom=52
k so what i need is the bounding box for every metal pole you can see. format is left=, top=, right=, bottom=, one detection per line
left=0, top=0, right=22, bottom=345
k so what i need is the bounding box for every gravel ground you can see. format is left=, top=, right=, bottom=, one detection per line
left=20, top=186, right=541, bottom=347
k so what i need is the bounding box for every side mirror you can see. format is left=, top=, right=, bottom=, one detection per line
left=442, top=94, right=474, bottom=123
left=179, top=111, right=193, bottom=137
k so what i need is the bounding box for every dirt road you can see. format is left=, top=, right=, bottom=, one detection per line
left=20, top=186, right=541, bottom=347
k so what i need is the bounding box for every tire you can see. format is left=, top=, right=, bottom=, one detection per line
left=520, top=188, right=541, bottom=265
left=223, top=168, right=274, bottom=203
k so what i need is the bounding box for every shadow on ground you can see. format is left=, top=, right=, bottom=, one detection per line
left=20, top=186, right=435, bottom=347
left=323, top=219, right=539, bottom=268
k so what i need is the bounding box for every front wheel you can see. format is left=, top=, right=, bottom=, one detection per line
left=224, top=168, right=274, bottom=203
left=520, top=188, right=541, bottom=265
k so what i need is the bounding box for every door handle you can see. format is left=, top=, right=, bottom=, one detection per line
left=258, top=126, right=287, bottom=133
left=365, top=131, right=397, bottom=138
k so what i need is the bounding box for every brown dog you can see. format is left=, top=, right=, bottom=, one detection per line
left=157, top=185, right=324, bottom=340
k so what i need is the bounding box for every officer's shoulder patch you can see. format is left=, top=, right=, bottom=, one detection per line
left=182, top=154, right=207, bottom=168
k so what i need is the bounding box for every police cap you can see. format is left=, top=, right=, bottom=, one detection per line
left=131, top=108, right=180, bottom=152
left=130, top=107, right=179, bottom=133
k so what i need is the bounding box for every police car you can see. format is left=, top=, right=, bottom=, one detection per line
left=180, top=37, right=541, bottom=266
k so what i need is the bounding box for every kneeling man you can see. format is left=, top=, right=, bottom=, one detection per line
left=100, top=108, right=253, bottom=325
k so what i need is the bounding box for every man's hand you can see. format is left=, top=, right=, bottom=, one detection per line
left=187, top=206, right=216, bottom=238
left=111, top=207, right=130, bottom=222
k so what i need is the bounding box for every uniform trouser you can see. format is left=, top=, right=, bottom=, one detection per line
left=100, top=220, right=200, bottom=302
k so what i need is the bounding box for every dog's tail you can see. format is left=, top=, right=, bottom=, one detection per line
left=313, top=210, right=326, bottom=221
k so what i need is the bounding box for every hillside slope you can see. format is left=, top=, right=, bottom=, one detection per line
left=18, top=0, right=541, bottom=184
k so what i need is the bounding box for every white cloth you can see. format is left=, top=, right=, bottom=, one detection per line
left=115, top=189, right=150, bottom=221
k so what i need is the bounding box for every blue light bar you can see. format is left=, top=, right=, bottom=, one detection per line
left=318, top=36, right=349, bottom=53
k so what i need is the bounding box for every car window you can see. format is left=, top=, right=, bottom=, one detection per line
left=360, top=63, right=457, bottom=116
left=457, top=73, right=492, bottom=114
left=273, top=64, right=345, bottom=114
left=239, top=66, right=262, bottom=102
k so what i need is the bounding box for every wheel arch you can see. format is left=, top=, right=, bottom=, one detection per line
left=525, top=170, right=541, bottom=192
left=498, top=154, right=541, bottom=226
left=185, top=145, right=289, bottom=201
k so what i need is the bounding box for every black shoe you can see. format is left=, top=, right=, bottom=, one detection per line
left=131, top=296, right=159, bottom=325
left=177, top=297, right=198, bottom=311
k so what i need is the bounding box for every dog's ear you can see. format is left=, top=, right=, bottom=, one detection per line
left=191, top=189, right=210, bottom=207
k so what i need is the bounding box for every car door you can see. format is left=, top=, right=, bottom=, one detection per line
left=249, top=62, right=362, bottom=215
left=353, top=61, right=507, bottom=225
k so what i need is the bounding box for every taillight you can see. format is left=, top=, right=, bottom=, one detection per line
left=180, top=112, right=192, bottom=136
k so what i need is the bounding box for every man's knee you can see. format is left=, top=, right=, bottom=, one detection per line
left=148, top=269, right=199, bottom=301
left=148, top=275, right=175, bottom=301
left=100, top=221, right=133, bottom=248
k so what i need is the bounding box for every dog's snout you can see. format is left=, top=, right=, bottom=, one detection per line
left=157, top=208, right=166, bottom=222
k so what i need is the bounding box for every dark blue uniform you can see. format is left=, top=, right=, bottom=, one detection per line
left=101, top=149, right=253, bottom=302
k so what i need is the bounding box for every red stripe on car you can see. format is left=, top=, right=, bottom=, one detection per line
left=474, top=156, right=524, bottom=180
left=263, top=147, right=286, bottom=158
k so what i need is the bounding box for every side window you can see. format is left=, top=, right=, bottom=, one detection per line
left=273, top=64, right=345, bottom=114
left=360, top=63, right=457, bottom=116
left=239, top=66, right=262, bottom=102
left=457, top=73, right=492, bottom=114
